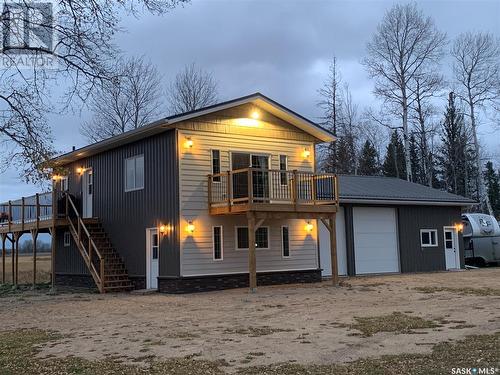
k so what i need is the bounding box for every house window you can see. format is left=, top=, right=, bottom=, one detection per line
left=420, top=229, right=438, bottom=247
left=125, top=155, right=144, bottom=192
left=213, top=226, right=223, bottom=260
left=236, top=227, right=269, bottom=250
left=279, top=155, right=288, bottom=186
left=152, top=232, right=159, bottom=260
left=212, top=150, right=221, bottom=182
left=281, top=226, right=290, bottom=257
left=61, top=176, right=69, bottom=191
left=64, top=232, right=71, bottom=247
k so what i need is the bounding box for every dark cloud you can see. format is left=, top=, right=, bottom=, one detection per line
left=1, top=0, right=499, bottom=200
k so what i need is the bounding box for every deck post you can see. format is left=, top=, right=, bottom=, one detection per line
left=1, top=234, right=5, bottom=284
left=247, top=211, right=257, bottom=293
left=10, top=235, right=14, bottom=284
left=329, top=213, right=339, bottom=287
left=51, top=178, right=57, bottom=290
left=14, top=232, right=20, bottom=286
left=21, top=197, right=25, bottom=231
left=31, top=229, right=38, bottom=289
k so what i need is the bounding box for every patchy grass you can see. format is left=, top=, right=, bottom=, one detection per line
left=224, top=326, right=294, bottom=337
left=0, top=282, right=52, bottom=298
left=414, top=286, right=500, bottom=297
left=349, top=312, right=440, bottom=337
left=237, top=333, right=500, bottom=375
left=0, top=329, right=498, bottom=375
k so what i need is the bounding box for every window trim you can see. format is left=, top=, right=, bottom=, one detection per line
left=124, top=154, right=145, bottom=192
left=212, top=225, right=224, bottom=261
left=420, top=229, right=438, bottom=247
left=279, top=154, right=288, bottom=186
left=63, top=231, right=71, bottom=247
left=235, top=226, right=270, bottom=251
left=281, top=225, right=290, bottom=258
left=211, top=149, right=221, bottom=183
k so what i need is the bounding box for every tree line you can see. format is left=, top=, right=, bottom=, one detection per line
left=317, top=3, right=500, bottom=218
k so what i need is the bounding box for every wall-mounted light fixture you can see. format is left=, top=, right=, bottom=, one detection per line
left=305, top=221, right=314, bottom=233
left=159, top=225, right=166, bottom=235
left=250, top=110, right=260, bottom=120
left=455, top=223, right=464, bottom=232
left=52, top=174, right=61, bottom=181
left=76, top=167, right=84, bottom=175
left=302, top=148, right=311, bottom=159
left=184, top=137, right=194, bottom=149
left=186, top=221, right=195, bottom=234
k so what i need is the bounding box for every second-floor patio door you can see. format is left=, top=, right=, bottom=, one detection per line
left=231, top=153, right=269, bottom=202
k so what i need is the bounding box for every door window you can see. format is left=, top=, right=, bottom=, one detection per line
left=152, top=233, right=159, bottom=260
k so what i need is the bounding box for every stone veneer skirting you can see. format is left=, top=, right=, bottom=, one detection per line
left=55, top=273, right=96, bottom=289
left=158, top=269, right=322, bottom=294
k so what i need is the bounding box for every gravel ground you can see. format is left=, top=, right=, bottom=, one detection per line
left=1, top=268, right=499, bottom=371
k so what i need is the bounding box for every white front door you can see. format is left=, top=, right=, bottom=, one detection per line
left=444, top=227, right=460, bottom=270
left=82, top=169, right=93, bottom=218
left=146, top=229, right=159, bottom=289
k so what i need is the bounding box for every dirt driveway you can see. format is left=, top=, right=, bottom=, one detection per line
left=1, top=269, right=499, bottom=373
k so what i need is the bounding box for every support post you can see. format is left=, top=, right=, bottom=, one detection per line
left=227, top=171, right=232, bottom=212
left=11, top=235, right=14, bottom=284
left=329, top=213, right=339, bottom=287
left=1, top=234, right=5, bottom=284
left=31, top=229, right=38, bottom=289
left=21, top=197, right=25, bottom=231
left=14, top=233, right=20, bottom=286
left=247, top=212, right=257, bottom=293
left=51, top=179, right=57, bottom=290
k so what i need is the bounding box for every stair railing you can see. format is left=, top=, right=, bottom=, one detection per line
left=64, top=193, right=105, bottom=293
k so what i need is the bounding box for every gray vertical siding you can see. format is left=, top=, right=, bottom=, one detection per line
left=56, top=130, right=180, bottom=278
left=397, top=205, right=463, bottom=273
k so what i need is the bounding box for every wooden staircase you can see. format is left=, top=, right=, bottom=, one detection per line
left=65, top=194, right=133, bottom=293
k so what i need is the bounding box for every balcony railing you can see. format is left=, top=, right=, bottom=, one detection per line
left=208, top=168, right=338, bottom=214
left=0, top=192, right=54, bottom=231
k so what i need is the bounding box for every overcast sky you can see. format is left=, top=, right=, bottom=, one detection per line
left=1, top=0, right=499, bottom=201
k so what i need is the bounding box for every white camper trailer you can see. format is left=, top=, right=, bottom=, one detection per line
left=462, top=213, right=500, bottom=266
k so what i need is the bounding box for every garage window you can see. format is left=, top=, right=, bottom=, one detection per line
left=420, top=229, right=438, bottom=247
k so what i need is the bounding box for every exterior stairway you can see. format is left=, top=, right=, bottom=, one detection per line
left=65, top=193, right=132, bottom=293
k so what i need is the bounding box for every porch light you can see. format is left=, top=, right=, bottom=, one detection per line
left=76, top=167, right=84, bottom=175
left=250, top=110, right=260, bottom=120
left=184, top=138, right=194, bottom=149
left=52, top=174, right=61, bottom=181
left=305, top=221, right=314, bottom=232
left=455, top=223, right=464, bottom=232
left=302, top=148, right=311, bottom=159
left=186, top=221, right=195, bottom=234
left=159, top=225, right=166, bottom=234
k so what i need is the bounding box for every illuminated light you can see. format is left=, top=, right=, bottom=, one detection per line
left=186, top=221, right=195, bottom=234
left=52, top=174, right=61, bottom=181
left=455, top=223, right=464, bottom=232
left=159, top=225, right=166, bottom=234
left=302, top=148, right=311, bottom=158
left=305, top=221, right=314, bottom=232
left=234, top=118, right=261, bottom=127
left=184, top=138, right=194, bottom=149
left=250, top=110, right=260, bottom=120
left=76, top=167, right=84, bottom=175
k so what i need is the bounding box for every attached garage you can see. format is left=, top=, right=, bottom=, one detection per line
left=319, top=175, right=475, bottom=277
left=353, top=207, right=399, bottom=274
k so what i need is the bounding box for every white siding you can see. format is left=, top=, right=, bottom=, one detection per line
left=177, top=108, right=319, bottom=277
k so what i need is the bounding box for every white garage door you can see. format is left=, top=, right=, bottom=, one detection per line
left=353, top=207, right=400, bottom=274
left=319, top=207, right=347, bottom=276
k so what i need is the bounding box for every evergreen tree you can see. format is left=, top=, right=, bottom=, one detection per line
left=383, top=130, right=406, bottom=179
left=335, top=135, right=357, bottom=174
left=358, top=140, right=380, bottom=176
left=438, top=92, right=476, bottom=198
left=484, top=162, right=500, bottom=218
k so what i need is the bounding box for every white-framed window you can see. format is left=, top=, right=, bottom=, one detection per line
left=235, top=226, right=270, bottom=250
left=279, top=155, right=288, bottom=186
left=211, top=149, right=221, bottom=182
left=281, top=225, right=290, bottom=258
left=61, top=176, right=69, bottom=191
left=64, top=232, right=71, bottom=247
left=420, top=229, right=438, bottom=247
left=125, top=155, right=144, bottom=192
left=212, top=226, right=223, bottom=260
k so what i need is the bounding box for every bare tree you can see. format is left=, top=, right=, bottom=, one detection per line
left=80, top=56, right=163, bottom=143
left=362, top=3, right=446, bottom=181
left=167, top=63, right=218, bottom=115
left=451, top=32, right=500, bottom=215
left=0, top=0, right=187, bottom=182
left=317, top=57, right=343, bottom=172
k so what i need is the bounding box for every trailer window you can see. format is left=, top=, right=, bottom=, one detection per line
left=420, top=229, right=438, bottom=247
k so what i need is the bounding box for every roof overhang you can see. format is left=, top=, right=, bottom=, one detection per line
left=53, top=93, right=334, bottom=166
left=339, top=198, right=476, bottom=207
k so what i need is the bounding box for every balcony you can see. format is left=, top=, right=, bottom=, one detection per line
left=208, top=168, right=339, bottom=215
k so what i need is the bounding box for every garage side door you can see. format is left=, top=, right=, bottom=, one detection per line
left=319, top=206, right=347, bottom=276
left=353, top=207, right=399, bottom=274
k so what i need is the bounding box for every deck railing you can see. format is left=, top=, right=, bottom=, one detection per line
left=208, top=168, right=338, bottom=212
left=0, top=192, right=54, bottom=231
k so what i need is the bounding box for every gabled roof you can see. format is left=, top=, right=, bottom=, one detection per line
left=339, top=175, right=476, bottom=206
left=53, top=93, right=334, bottom=165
